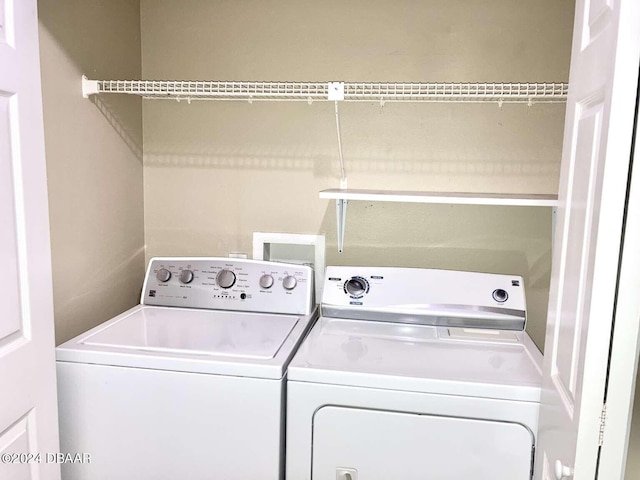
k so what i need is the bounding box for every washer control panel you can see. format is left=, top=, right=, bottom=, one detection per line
left=322, top=266, right=527, bottom=330
left=142, top=257, right=314, bottom=315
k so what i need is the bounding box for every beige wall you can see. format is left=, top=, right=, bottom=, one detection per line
left=140, top=0, right=573, bottom=350
left=38, top=0, right=144, bottom=344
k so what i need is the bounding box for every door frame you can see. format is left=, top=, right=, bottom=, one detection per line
left=597, top=68, right=640, bottom=479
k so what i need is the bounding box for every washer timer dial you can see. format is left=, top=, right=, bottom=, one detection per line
left=216, top=269, right=236, bottom=289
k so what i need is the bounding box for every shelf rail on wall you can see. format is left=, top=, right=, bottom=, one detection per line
left=82, top=76, right=568, bottom=104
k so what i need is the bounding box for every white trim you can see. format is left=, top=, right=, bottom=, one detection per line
left=597, top=77, right=640, bottom=479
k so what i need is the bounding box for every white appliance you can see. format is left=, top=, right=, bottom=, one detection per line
left=286, top=266, right=542, bottom=480
left=56, top=257, right=317, bottom=480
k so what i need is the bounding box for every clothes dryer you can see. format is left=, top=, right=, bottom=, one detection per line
left=286, top=266, right=541, bottom=480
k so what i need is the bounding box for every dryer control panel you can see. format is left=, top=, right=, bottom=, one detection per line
left=322, top=266, right=526, bottom=331
left=142, top=257, right=314, bottom=315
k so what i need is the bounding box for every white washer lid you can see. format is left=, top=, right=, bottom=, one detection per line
left=82, top=307, right=297, bottom=358
left=287, top=317, right=542, bottom=402
left=56, top=305, right=316, bottom=379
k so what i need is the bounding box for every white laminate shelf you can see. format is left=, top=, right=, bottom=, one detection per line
left=320, top=189, right=559, bottom=253
left=319, top=189, right=559, bottom=207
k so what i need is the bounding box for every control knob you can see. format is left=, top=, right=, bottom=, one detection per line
left=259, top=274, right=274, bottom=289
left=216, top=269, right=236, bottom=289
left=179, top=269, right=194, bottom=284
left=345, top=277, right=367, bottom=296
left=156, top=268, right=171, bottom=283
left=282, top=275, right=297, bottom=290
left=492, top=288, right=509, bottom=303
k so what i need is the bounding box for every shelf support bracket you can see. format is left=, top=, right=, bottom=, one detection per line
left=336, top=197, right=347, bottom=253
left=327, top=82, right=345, bottom=101
left=82, top=75, right=100, bottom=98
left=330, top=83, right=348, bottom=253
left=335, top=178, right=349, bottom=253
left=551, top=206, right=558, bottom=257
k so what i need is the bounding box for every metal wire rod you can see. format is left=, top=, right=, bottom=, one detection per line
left=334, top=101, right=346, bottom=183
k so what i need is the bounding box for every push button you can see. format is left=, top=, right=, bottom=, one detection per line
left=492, top=288, right=509, bottom=303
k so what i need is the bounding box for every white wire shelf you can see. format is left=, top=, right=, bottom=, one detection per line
left=82, top=77, right=568, bottom=104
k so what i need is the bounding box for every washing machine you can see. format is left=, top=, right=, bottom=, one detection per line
left=56, top=257, right=316, bottom=480
left=286, top=266, right=542, bottom=480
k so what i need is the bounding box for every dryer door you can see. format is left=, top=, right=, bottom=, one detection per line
left=312, top=406, right=534, bottom=480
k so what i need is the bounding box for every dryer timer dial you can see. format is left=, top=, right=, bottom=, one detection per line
left=345, top=276, right=369, bottom=297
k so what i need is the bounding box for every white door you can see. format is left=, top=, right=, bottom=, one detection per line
left=0, top=0, right=60, bottom=479
left=535, top=0, right=640, bottom=478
